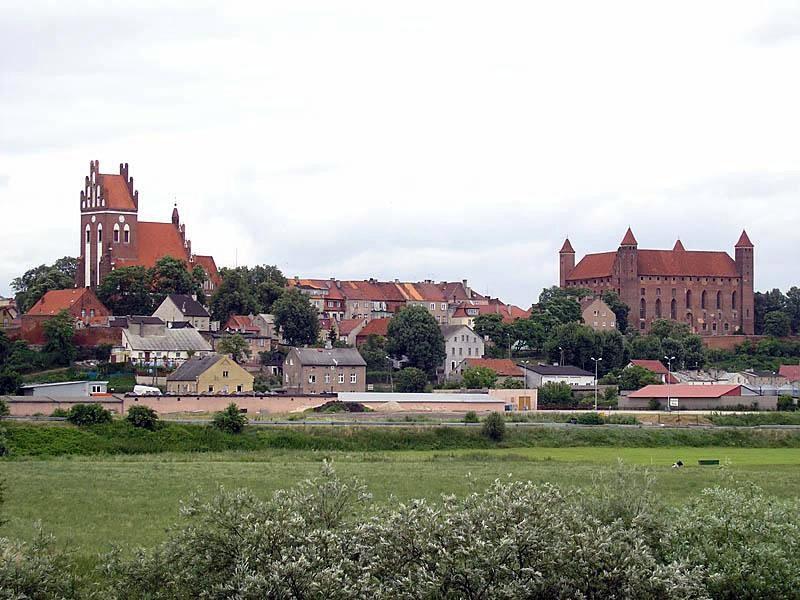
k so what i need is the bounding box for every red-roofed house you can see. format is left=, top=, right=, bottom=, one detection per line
left=24, top=288, right=110, bottom=327
left=559, top=228, right=755, bottom=335
left=779, top=365, right=800, bottom=383
left=355, top=317, right=391, bottom=346
left=224, top=315, right=260, bottom=334
left=76, top=160, right=220, bottom=294
left=622, top=383, right=773, bottom=410
left=627, top=359, right=679, bottom=384
left=459, top=358, right=524, bottom=384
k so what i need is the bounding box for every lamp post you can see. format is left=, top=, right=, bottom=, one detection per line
left=590, top=357, right=602, bottom=411
left=664, top=355, right=675, bottom=412
left=558, top=346, right=564, bottom=366
left=386, top=354, right=394, bottom=393
left=520, top=359, right=530, bottom=389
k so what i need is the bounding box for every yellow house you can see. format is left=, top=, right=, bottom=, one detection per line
left=166, top=354, right=255, bottom=394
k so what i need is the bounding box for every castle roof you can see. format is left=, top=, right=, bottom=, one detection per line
left=566, top=247, right=738, bottom=280
left=560, top=238, right=575, bottom=253
left=673, top=239, right=685, bottom=251
left=735, top=229, right=754, bottom=248
left=620, top=227, right=638, bottom=246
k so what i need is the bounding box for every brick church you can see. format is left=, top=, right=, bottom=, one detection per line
left=559, top=228, right=754, bottom=335
left=75, top=160, right=220, bottom=293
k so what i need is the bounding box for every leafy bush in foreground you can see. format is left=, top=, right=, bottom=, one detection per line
left=66, top=403, right=112, bottom=426
left=212, top=403, right=247, bottom=434
left=125, top=405, right=159, bottom=430
left=0, top=527, right=81, bottom=599
left=481, top=411, right=506, bottom=441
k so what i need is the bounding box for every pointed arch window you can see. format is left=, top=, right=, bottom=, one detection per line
left=655, top=298, right=662, bottom=318
left=113, top=223, right=120, bottom=243
left=701, top=290, right=707, bottom=310
left=686, top=290, right=692, bottom=309
left=85, top=225, right=91, bottom=244
left=732, top=291, right=737, bottom=310
left=670, top=299, right=677, bottom=320
left=639, top=298, right=647, bottom=320
left=716, top=290, right=722, bottom=310
left=123, top=224, right=130, bottom=244
left=97, top=224, right=102, bottom=243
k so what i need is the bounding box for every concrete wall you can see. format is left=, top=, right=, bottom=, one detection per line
left=619, top=394, right=779, bottom=411
left=4, top=396, right=124, bottom=416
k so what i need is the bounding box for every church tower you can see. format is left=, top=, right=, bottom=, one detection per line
left=735, top=230, right=755, bottom=335
left=76, top=161, right=140, bottom=288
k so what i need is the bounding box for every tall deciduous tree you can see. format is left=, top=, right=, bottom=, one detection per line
left=96, top=266, right=153, bottom=316
left=764, top=311, right=791, bottom=338
left=42, top=310, right=76, bottom=366
left=386, top=305, right=446, bottom=374
left=535, top=286, right=584, bottom=326
left=358, top=335, right=390, bottom=372
left=272, top=289, right=320, bottom=346
left=754, top=289, right=787, bottom=335
left=150, top=257, right=203, bottom=306
left=216, top=334, right=251, bottom=364
left=210, top=269, right=259, bottom=324
left=11, top=257, right=77, bottom=313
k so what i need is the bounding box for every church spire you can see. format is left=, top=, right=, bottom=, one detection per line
left=171, top=203, right=180, bottom=228
left=673, top=239, right=685, bottom=251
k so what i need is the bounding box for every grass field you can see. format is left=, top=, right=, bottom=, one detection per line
left=3, top=445, right=800, bottom=572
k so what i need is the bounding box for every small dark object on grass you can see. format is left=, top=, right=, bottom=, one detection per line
left=671, top=460, right=684, bottom=468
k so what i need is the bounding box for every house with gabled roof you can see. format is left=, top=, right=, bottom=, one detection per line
left=24, top=288, right=110, bottom=328
left=153, top=294, right=211, bottom=331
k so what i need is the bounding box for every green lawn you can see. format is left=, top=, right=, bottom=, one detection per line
left=3, top=446, right=800, bottom=571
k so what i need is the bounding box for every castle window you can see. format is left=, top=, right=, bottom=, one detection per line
left=732, top=291, right=737, bottom=310
left=655, top=298, right=662, bottom=318
left=97, top=224, right=102, bottom=243
left=640, top=288, right=645, bottom=296
left=113, top=224, right=120, bottom=243
left=724, top=322, right=729, bottom=332
left=671, top=288, right=676, bottom=298
left=639, top=298, right=646, bottom=320
left=686, top=290, right=692, bottom=309
left=85, top=226, right=90, bottom=244
left=701, top=290, right=707, bottom=310
left=656, top=288, right=661, bottom=296
left=670, top=299, right=677, bottom=320
left=716, top=291, right=722, bottom=310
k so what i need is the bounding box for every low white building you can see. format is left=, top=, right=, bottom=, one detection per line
left=122, top=324, right=212, bottom=367
left=20, top=380, right=108, bottom=398
left=519, top=364, right=594, bottom=387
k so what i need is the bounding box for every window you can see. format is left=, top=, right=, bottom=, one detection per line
left=113, top=224, right=120, bottom=243
left=97, top=225, right=102, bottom=243
left=686, top=290, right=692, bottom=309
left=655, top=298, right=662, bottom=318
left=85, top=226, right=91, bottom=243
left=338, top=373, right=344, bottom=384
left=91, top=384, right=102, bottom=393
left=89, top=309, right=95, bottom=317
left=236, top=385, right=243, bottom=392
left=324, top=373, right=330, bottom=383
left=308, top=374, right=316, bottom=384
left=452, top=347, right=456, bottom=356
left=656, top=288, right=661, bottom=297
left=724, top=322, right=729, bottom=331
left=350, top=373, right=357, bottom=384
left=712, top=322, right=717, bottom=331
left=222, top=370, right=229, bottom=378
left=81, top=309, right=86, bottom=317
left=639, top=321, right=645, bottom=330
left=671, top=288, right=676, bottom=298
left=716, top=291, right=722, bottom=310
left=701, top=290, right=707, bottom=310
left=640, top=288, right=645, bottom=296
left=732, top=291, right=737, bottom=310
left=459, top=347, right=463, bottom=355
left=430, top=303, right=435, bottom=310
left=670, top=298, right=677, bottom=320
left=468, top=347, right=472, bottom=356
left=208, top=385, right=214, bottom=392
left=639, top=298, right=646, bottom=320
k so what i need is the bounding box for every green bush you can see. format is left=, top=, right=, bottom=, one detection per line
left=126, top=405, right=159, bottom=430
left=0, top=398, right=9, bottom=417
left=481, top=412, right=506, bottom=442
left=50, top=408, right=69, bottom=418
left=66, top=403, right=112, bottom=426
left=212, top=403, right=247, bottom=434
left=464, top=411, right=479, bottom=423
left=538, top=381, right=574, bottom=408
left=777, top=395, right=797, bottom=412
left=0, top=527, right=81, bottom=598
left=576, top=412, right=605, bottom=425
left=394, top=367, right=428, bottom=393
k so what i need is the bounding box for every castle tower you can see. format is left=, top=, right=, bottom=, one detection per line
left=559, top=238, right=575, bottom=287
left=76, top=161, right=140, bottom=288
left=735, top=230, right=754, bottom=335
left=613, top=227, right=639, bottom=327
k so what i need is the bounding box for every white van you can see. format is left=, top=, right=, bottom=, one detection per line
left=133, top=385, right=162, bottom=396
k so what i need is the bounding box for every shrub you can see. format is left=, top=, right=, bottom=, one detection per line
left=126, top=405, right=159, bottom=430
left=538, top=381, right=574, bottom=408
left=50, top=407, right=69, bottom=418
left=462, top=366, right=498, bottom=389
left=481, top=411, right=506, bottom=442
left=648, top=398, right=661, bottom=411
left=212, top=403, right=247, bottom=434
left=777, top=395, right=796, bottom=412
left=66, top=403, right=112, bottom=426
left=394, top=367, right=428, bottom=393
left=0, top=398, right=9, bottom=417
left=0, top=527, right=81, bottom=599
left=576, top=412, right=605, bottom=425
left=464, top=411, right=479, bottom=423
left=500, top=377, right=524, bottom=389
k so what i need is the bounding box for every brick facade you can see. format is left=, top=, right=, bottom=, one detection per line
left=560, top=229, right=755, bottom=335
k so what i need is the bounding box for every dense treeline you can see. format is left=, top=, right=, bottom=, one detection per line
left=3, top=461, right=800, bottom=598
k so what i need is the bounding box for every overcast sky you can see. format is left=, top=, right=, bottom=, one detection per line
left=1, top=1, right=799, bottom=307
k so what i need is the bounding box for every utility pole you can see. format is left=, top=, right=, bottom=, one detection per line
left=664, top=355, right=675, bottom=412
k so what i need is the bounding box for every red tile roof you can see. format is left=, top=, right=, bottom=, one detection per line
left=26, top=288, right=109, bottom=323
left=337, top=318, right=365, bottom=336
left=451, top=301, right=529, bottom=323
left=735, top=230, right=754, bottom=248
left=98, top=174, right=136, bottom=211
left=629, top=359, right=679, bottom=383
left=629, top=384, right=741, bottom=398
left=117, top=222, right=189, bottom=269
left=567, top=248, right=737, bottom=280
left=778, top=365, right=800, bottom=382
left=339, top=280, right=387, bottom=301
left=463, top=358, right=522, bottom=377
left=673, top=239, right=685, bottom=251
left=560, top=238, right=575, bottom=253
left=620, top=227, right=638, bottom=246
left=225, top=315, right=258, bottom=332
left=357, top=317, right=390, bottom=338
left=193, top=255, right=221, bottom=287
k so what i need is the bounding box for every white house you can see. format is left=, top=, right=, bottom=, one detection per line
left=519, top=364, right=594, bottom=387
left=440, top=324, right=485, bottom=379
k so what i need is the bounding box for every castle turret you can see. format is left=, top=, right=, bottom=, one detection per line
left=614, top=227, right=639, bottom=328
left=735, top=230, right=754, bottom=335
left=559, top=238, right=575, bottom=287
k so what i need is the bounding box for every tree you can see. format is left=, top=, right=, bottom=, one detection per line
left=210, top=268, right=259, bottom=324
left=249, top=265, right=287, bottom=313
left=500, top=377, right=524, bottom=389
left=627, top=334, right=664, bottom=361
left=273, top=288, right=320, bottom=346
left=358, top=335, right=389, bottom=372
left=11, top=257, right=77, bottom=313
left=67, top=403, right=112, bottom=426
left=217, top=334, right=251, bottom=363
left=42, top=310, right=76, bottom=366
left=150, top=257, right=202, bottom=306
left=538, top=381, right=574, bottom=407
left=126, top=405, right=159, bottom=430
left=650, top=319, right=691, bottom=340
left=544, top=323, right=598, bottom=371
left=764, top=311, right=791, bottom=338
left=786, top=287, right=800, bottom=335
left=0, top=369, right=21, bottom=395
left=96, top=266, right=153, bottom=315
left=602, top=290, right=629, bottom=333
left=386, top=305, right=446, bottom=374
left=462, top=366, right=498, bottom=389
left=212, top=403, right=248, bottom=434
left=473, top=314, right=511, bottom=358
left=536, top=286, right=585, bottom=325
left=618, top=365, right=662, bottom=391
left=754, top=289, right=786, bottom=335
left=481, top=412, right=506, bottom=442
left=394, top=367, right=428, bottom=392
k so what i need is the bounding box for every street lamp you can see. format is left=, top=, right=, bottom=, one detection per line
left=664, top=355, right=676, bottom=412
left=558, top=346, right=564, bottom=366
left=520, top=359, right=530, bottom=389
left=385, top=354, right=394, bottom=393
left=590, top=357, right=602, bottom=411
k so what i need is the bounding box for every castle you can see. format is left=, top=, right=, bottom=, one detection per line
left=559, top=228, right=754, bottom=335
left=75, top=161, right=220, bottom=293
